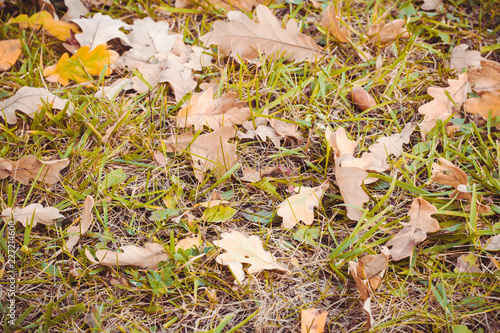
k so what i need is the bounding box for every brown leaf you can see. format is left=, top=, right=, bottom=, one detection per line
left=324, top=127, right=357, bottom=158
left=418, top=73, right=469, bottom=138
left=0, top=39, right=22, bottom=71
left=464, top=91, right=500, bottom=120
left=456, top=253, right=483, bottom=273
left=176, top=87, right=251, bottom=130
left=335, top=157, right=369, bottom=221
left=0, top=87, right=74, bottom=125
left=276, top=182, right=329, bottom=228
left=468, top=59, right=500, bottom=94
left=368, top=19, right=410, bottom=44
left=269, top=118, right=303, bottom=143
left=240, top=166, right=279, bottom=182
left=175, top=0, right=263, bottom=12
left=85, top=243, right=169, bottom=269
left=320, top=4, right=351, bottom=43
left=65, top=195, right=94, bottom=252
left=238, top=112, right=284, bottom=147
left=450, top=44, right=482, bottom=72
left=368, top=123, right=414, bottom=161
left=431, top=157, right=469, bottom=197
left=301, top=308, right=328, bottom=333
left=215, top=230, right=288, bottom=284
left=0, top=155, right=69, bottom=185
left=2, top=204, right=64, bottom=228
left=200, top=4, right=324, bottom=64
left=386, top=197, right=440, bottom=261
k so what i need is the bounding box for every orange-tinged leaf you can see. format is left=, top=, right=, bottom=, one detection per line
left=9, top=11, right=80, bottom=41
left=85, top=243, right=169, bottom=269
left=431, top=157, right=470, bottom=199
left=2, top=204, right=64, bottom=228
left=175, top=235, right=202, bottom=251
left=43, top=44, right=119, bottom=85
left=0, top=39, right=22, bottom=71
left=468, top=59, right=500, bottom=94
left=320, top=4, right=351, bottom=43
left=301, top=308, right=328, bottom=333
left=386, top=197, right=440, bottom=261
left=464, top=91, right=500, bottom=120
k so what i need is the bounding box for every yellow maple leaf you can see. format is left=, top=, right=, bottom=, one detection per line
left=43, top=44, right=119, bottom=85
left=9, top=11, right=80, bottom=41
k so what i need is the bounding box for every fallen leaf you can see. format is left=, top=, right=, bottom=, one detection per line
left=269, top=118, right=303, bottom=143
left=421, top=0, right=444, bottom=11
left=85, top=243, right=169, bottom=269
left=63, top=0, right=89, bottom=20
left=368, top=19, right=410, bottom=43
left=431, top=157, right=470, bottom=199
left=175, top=0, right=263, bottom=11
left=277, top=182, right=329, bottom=229
left=0, top=87, right=74, bottom=125
left=108, top=275, right=129, bottom=288
left=335, top=157, right=369, bottom=221
left=176, top=87, right=251, bottom=130
left=71, top=13, right=130, bottom=50
left=65, top=195, right=94, bottom=252
left=368, top=123, right=414, bottom=161
left=464, top=91, right=500, bottom=120
left=43, top=43, right=119, bottom=85
left=2, top=204, right=64, bottom=227
left=175, top=235, right=202, bottom=251
left=418, top=73, right=469, bottom=138
left=0, top=39, right=22, bottom=71
left=215, top=230, right=287, bottom=284
left=240, top=166, right=279, bottom=182
left=484, top=234, right=500, bottom=251
left=0, top=155, right=69, bottom=185
left=325, top=127, right=358, bottom=158
left=238, top=111, right=284, bottom=147
left=468, top=59, right=500, bottom=94
left=450, top=44, right=482, bottom=72
left=200, top=5, right=324, bottom=63
left=456, top=253, right=483, bottom=273
left=386, top=197, right=440, bottom=261
left=9, top=11, right=80, bottom=41
left=349, top=247, right=389, bottom=302
left=320, top=4, right=351, bottom=43
left=301, top=308, right=328, bottom=333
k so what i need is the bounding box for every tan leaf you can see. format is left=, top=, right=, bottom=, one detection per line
left=484, top=234, right=500, bottom=251
left=456, top=253, right=483, bottom=273
left=176, top=87, right=251, bottom=130
left=386, top=197, right=440, bottom=261
left=85, top=243, right=169, bottom=269
left=421, top=0, right=444, bottom=11
left=368, top=123, right=414, bottom=161
left=301, top=308, right=328, bottom=333
left=0, top=39, right=22, bottom=71
left=63, top=0, right=89, bottom=20
left=320, top=4, right=350, bottom=43
left=431, top=158, right=469, bottom=198
left=468, top=59, right=500, bottom=94
left=2, top=204, right=64, bottom=227
left=175, top=235, right=202, bottom=251
left=464, top=91, right=500, bottom=120
left=0, top=155, right=69, bottom=185
left=200, top=5, right=324, bottom=63
left=335, top=158, right=369, bottom=221
left=349, top=247, right=389, bottom=302
left=269, top=118, right=303, bottom=143
left=71, top=13, right=130, bottom=50
left=277, top=182, right=329, bottom=228
left=0, top=87, right=74, bottom=125
left=368, top=19, right=410, bottom=44
left=240, top=166, right=279, bottom=182
left=65, top=195, right=94, bottom=252
left=239, top=111, right=284, bottom=147
left=324, top=127, right=358, bottom=158
left=450, top=44, right=482, bottom=72
left=215, top=230, right=287, bottom=284
left=164, top=132, right=193, bottom=153
left=418, top=73, right=468, bottom=138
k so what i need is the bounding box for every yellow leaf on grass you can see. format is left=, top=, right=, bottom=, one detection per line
left=0, top=39, right=22, bottom=71
left=9, top=11, right=80, bottom=41
left=43, top=44, right=119, bottom=85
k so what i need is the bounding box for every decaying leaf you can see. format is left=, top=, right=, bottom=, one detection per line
left=215, top=229, right=287, bottom=284
left=200, top=5, right=324, bottom=63
left=0, top=87, right=74, bottom=125
left=418, top=73, right=469, bottom=138
left=65, top=195, right=94, bottom=252
left=71, top=13, right=130, bottom=50
left=9, top=11, right=80, bottom=41
left=386, top=197, right=440, bottom=261
left=484, top=234, right=500, bottom=251
left=85, top=242, right=169, bottom=269
left=176, top=87, right=251, bottom=130
left=464, top=91, right=500, bottom=120
left=2, top=204, right=64, bottom=227
left=456, top=253, right=483, bottom=273
left=467, top=59, right=500, bottom=94
left=276, top=182, right=329, bottom=228
left=0, top=155, right=69, bottom=185
left=0, top=39, right=22, bottom=71
left=301, top=308, right=328, bottom=333
left=368, top=19, right=410, bottom=44
left=269, top=118, right=303, bottom=143
left=43, top=44, right=119, bottom=85
left=431, top=157, right=470, bottom=199
left=450, top=44, right=482, bottom=72
left=320, top=3, right=351, bottom=43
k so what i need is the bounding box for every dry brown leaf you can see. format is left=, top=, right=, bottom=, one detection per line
left=200, top=5, right=324, bottom=64
left=484, top=234, right=500, bottom=251
left=0, top=155, right=69, bottom=185
left=71, top=13, right=131, bottom=50
left=269, top=118, right=303, bottom=143
left=65, top=195, right=94, bottom=252
left=320, top=4, right=351, bottom=43
left=368, top=123, right=414, bottom=161
left=238, top=111, right=284, bottom=147
left=456, top=253, right=483, bottom=273
left=215, top=230, right=288, bottom=284
left=0, top=39, right=22, bottom=71
left=421, top=0, right=444, bottom=11
left=468, top=59, right=500, bottom=94
left=276, top=182, right=329, bottom=228
left=301, top=308, right=328, bottom=333
left=85, top=243, right=169, bottom=269
left=164, top=132, right=194, bottom=153
left=0, top=87, right=74, bottom=125
left=176, top=87, right=251, bottom=130
left=386, top=197, right=440, bottom=261
left=175, top=235, right=202, bottom=251
left=368, top=19, right=409, bottom=44
left=431, top=157, right=470, bottom=199
left=450, top=44, right=482, bottom=72
left=335, top=156, right=369, bottom=221
left=418, top=73, right=468, bottom=138
left=324, top=127, right=358, bottom=158
left=464, top=91, right=500, bottom=120
left=240, top=166, right=279, bottom=182
left=2, top=204, right=64, bottom=228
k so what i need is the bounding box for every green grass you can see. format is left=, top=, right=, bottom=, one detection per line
left=1, top=0, right=500, bottom=332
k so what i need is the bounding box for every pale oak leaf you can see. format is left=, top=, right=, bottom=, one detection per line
left=450, top=44, right=482, bottom=72
left=301, top=308, right=328, bottom=333
left=0, top=155, right=69, bottom=185
left=71, top=13, right=131, bottom=50
left=85, top=243, right=169, bottom=269
left=468, top=59, right=500, bottom=94
left=2, top=204, right=64, bottom=228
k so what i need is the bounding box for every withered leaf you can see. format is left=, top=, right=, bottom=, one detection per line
left=464, top=91, right=500, bottom=120
left=2, top=204, right=64, bottom=228
left=468, top=59, right=500, bottom=94
left=85, top=243, right=169, bottom=269
left=320, top=4, right=351, bottom=43
left=450, top=44, right=482, bottom=72
left=368, top=19, right=410, bottom=44
left=0, top=155, right=69, bottom=185
left=65, top=195, right=94, bottom=252
left=301, top=308, right=328, bottom=333
left=71, top=13, right=130, bottom=50
left=0, top=39, right=22, bottom=71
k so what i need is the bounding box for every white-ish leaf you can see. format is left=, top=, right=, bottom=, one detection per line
left=86, top=243, right=169, bottom=269
left=72, top=13, right=131, bottom=50
left=2, top=204, right=64, bottom=227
